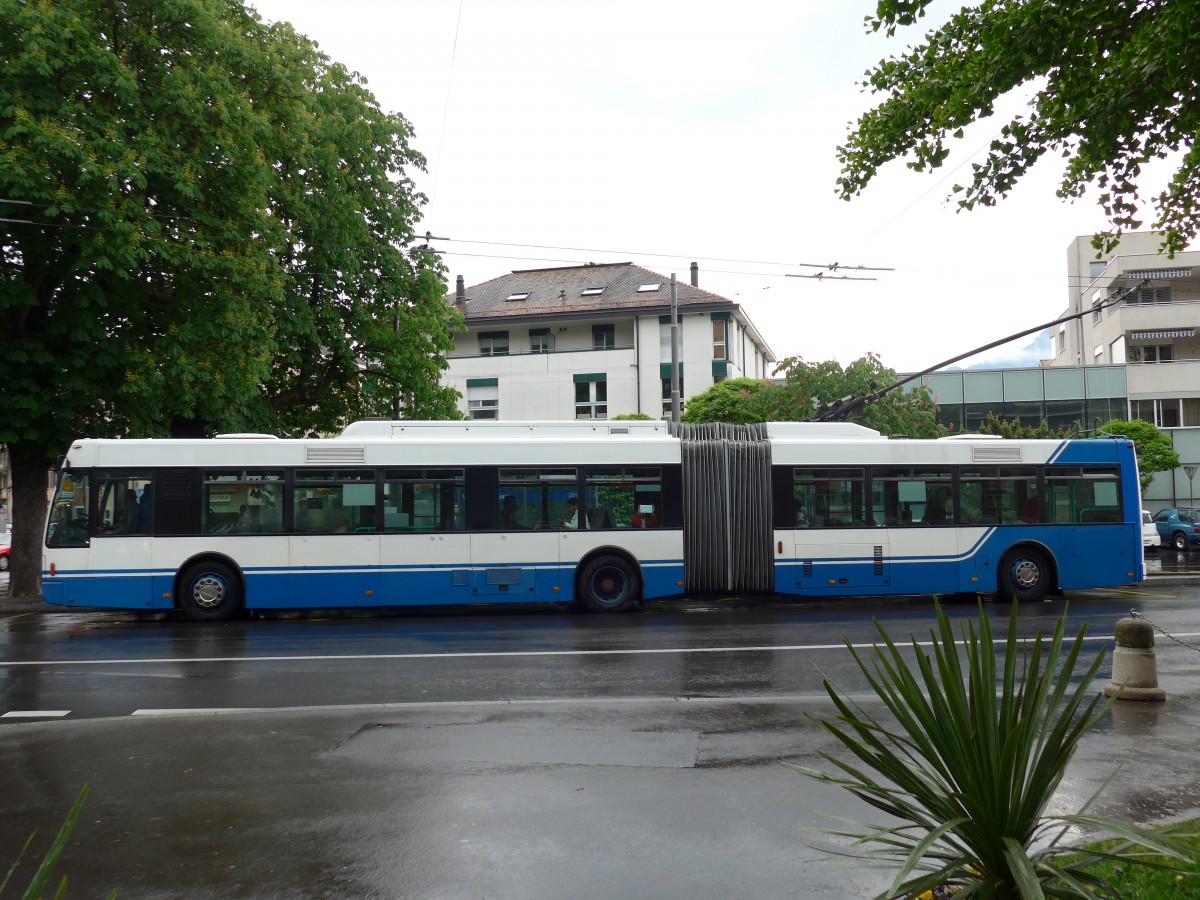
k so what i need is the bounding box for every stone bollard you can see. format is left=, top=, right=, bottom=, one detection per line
left=1103, top=616, right=1166, bottom=702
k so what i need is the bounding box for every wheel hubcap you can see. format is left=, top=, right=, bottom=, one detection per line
left=592, top=568, right=628, bottom=604
left=192, top=574, right=227, bottom=609
left=1011, top=559, right=1039, bottom=590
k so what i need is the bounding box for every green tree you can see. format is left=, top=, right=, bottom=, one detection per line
left=839, top=1, right=1200, bottom=254
left=680, top=377, right=774, bottom=424
left=769, top=354, right=946, bottom=438
left=976, top=413, right=1082, bottom=439
left=680, top=358, right=945, bottom=438
left=1099, top=418, right=1180, bottom=492
left=1, top=0, right=460, bottom=595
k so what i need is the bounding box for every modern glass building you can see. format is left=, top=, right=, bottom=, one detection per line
left=916, top=365, right=1128, bottom=434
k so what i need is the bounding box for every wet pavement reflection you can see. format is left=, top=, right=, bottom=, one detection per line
left=3, top=572, right=1200, bottom=898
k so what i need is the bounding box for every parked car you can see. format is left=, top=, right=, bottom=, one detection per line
left=1143, top=510, right=1162, bottom=551
left=1153, top=507, right=1200, bottom=551
left=0, top=534, right=10, bottom=571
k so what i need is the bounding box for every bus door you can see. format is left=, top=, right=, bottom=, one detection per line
left=786, top=469, right=890, bottom=594
left=472, top=470, right=574, bottom=600
left=89, top=471, right=157, bottom=609
left=289, top=471, right=380, bottom=607
left=379, top=470, right=470, bottom=606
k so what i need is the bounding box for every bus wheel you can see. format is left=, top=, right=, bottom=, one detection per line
left=998, top=547, right=1050, bottom=602
left=578, top=555, right=639, bottom=613
left=179, top=561, right=242, bottom=621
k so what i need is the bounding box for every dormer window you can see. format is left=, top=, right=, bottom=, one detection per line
left=505, top=292, right=530, bottom=302
left=581, top=287, right=605, bottom=296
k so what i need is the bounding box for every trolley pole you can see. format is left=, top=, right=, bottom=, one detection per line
left=670, top=274, right=681, bottom=425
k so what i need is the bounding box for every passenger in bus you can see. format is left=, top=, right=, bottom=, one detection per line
left=1020, top=494, right=1041, bottom=523
left=333, top=514, right=351, bottom=533
left=922, top=488, right=951, bottom=525
left=632, top=503, right=658, bottom=528
left=559, top=496, right=579, bottom=529
left=501, top=495, right=525, bottom=530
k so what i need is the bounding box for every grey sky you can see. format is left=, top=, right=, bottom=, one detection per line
left=247, top=0, right=1171, bottom=372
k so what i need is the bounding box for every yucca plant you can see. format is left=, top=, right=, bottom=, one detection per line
left=787, top=602, right=1194, bottom=899
left=1, top=785, right=109, bottom=900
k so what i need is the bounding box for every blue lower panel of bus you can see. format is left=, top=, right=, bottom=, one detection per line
left=774, top=525, right=1141, bottom=597
left=41, top=558, right=688, bottom=611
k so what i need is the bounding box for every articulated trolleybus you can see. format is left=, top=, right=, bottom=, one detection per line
left=42, top=420, right=1144, bottom=620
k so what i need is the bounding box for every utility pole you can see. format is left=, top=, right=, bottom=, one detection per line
left=670, top=274, right=681, bottom=425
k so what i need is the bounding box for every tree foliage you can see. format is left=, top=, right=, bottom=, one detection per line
left=1, top=0, right=461, bottom=593
left=840, top=1, right=1200, bottom=254
left=680, top=377, right=774, bottom=424
left=976, top=413, right=1081, bottom=439
left=1099, top=418, right=1180, bottom=491
left=680, top=355, right=946, bottom=439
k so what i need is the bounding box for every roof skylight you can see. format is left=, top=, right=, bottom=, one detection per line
left=505, top=292, right=530, bottom=301
left=637, top=283, right=661, bottom=293
left=581, top=287, right=605, bottom=296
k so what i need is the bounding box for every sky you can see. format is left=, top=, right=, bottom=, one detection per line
left=245, top=0, right=1159, bottom=374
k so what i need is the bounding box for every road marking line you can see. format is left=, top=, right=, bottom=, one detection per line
left=2, top=710, right=70, bottom=718
left=5, top=631, right=1200, bottom=668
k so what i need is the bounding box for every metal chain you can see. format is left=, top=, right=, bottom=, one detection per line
left=1129, top=609, right=1200, bottom=654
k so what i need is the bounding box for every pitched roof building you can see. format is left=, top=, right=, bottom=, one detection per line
left=442, top=262, right=776, bottom=420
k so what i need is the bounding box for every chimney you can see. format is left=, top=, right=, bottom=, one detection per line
left=690, top=261, right=699, bottom=287
left=455, top=275, right=466, bottom=307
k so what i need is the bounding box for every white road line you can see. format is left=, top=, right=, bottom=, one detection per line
left=4, top=631, right=1200, bottom=667
left=2, top=710, right=71, bottom=718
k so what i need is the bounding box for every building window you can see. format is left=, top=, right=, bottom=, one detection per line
left=1129, top=287, right=1172, bottom=305
left=659, top=319, right=682, bottom=361
left=505, top=292, right=530, bottom=302
left=1138, top=344, right=1174, bottom=363
left=712, top=318, right=726, bottom=360
left=581, top=287, right=605, bottom=297
left=1057, top=325, right=1066, bottom=354
left=529, top=329, right=554, bottom=353
left=467, top=380, right=499, bottom=419
left=592, top=324, right=615, bottom=350
left=1093, top=344, right=1104, bottom=364
left=575, top=379, right=607, bottom=419
left=661, top=376, right=684, bottom=417
left=479, top=332, right=509, bottom=356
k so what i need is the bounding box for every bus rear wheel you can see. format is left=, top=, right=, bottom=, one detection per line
left=998, top=547, right=1051, bottom=603
left=578, top=555, right=639, bottom=613
left=179, top=561, right=242, bottom=621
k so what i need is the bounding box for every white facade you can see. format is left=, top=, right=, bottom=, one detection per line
left=1052, top=232, right=1200, bottom=428
left=442, top=263, right=775, bottom=421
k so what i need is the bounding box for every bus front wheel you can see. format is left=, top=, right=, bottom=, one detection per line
left=998, top=547, right=1051, bottom=603
left=179, top=561, right=242, bottom=621
left=578, top=555, right=639, bottom=613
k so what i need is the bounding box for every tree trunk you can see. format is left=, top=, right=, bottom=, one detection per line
left=9, top=445, right=54, bottom=599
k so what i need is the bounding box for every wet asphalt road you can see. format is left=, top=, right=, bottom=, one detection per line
left=2, top=580, right=1200, bottom=898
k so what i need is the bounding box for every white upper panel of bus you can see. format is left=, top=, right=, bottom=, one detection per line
left=61, top=419, right=1081, bottom=470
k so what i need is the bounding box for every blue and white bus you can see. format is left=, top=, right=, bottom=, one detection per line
left=41, top=420, right=1144, bottom=620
